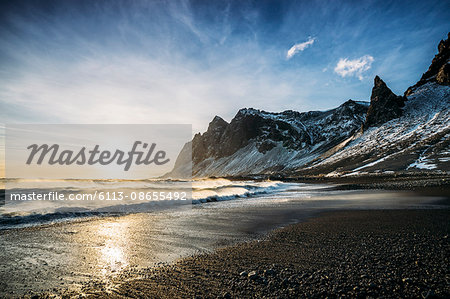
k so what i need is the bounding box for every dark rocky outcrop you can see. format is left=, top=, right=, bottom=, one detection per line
left=436, top=62, right=450, bottom=85
left=167, top=101, right=369, bottom=177
left=191, top=116, right=229, bottom=164
left=195, top=101, right=369, bottom=160
left=362, top=76, right=405, bottom=130
left=405, top=32, right=450, bottom=95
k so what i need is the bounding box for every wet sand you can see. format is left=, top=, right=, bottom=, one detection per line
left=55, top=209, right=450, bottom=298
left=1, top=187, right=448, bottom=297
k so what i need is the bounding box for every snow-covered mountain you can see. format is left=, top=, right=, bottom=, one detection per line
left=168, top=33, right=450, bottom=178
left=305, top=82, right=449, bottom=176
left=169, top=100, right=369, bottom=177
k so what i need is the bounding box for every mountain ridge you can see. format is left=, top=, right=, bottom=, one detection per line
left=168, top=33, right=450, bottom=178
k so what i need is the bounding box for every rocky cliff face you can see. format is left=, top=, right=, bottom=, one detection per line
left=405, top=32, right=450, bottom=95
left=167, top=100, right=369, bottom=177
left=303, top=34, right=450, bottom=175
left=363, top=76, right=405, bottom=130
left=191, top=116, right=229, bottom=164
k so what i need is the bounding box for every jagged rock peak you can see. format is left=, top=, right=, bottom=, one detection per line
left=207, top=116, right=228, bottom=131
left=211, top=115, right=226, bottom=122
left=342, top=99, right=369, bottom=107
left=363, top=76, right=405, bottom=130
left=374, top=75, right=386, bottom=88
left=235, top=107, right=261, bottom=117
left=405, top=32, right=450, bottom=95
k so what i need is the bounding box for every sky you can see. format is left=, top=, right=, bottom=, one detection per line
left=0, top=0, right=449, bottom=134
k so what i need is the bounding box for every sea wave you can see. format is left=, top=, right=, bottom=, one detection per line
left=0, top=178, right=296, bottom=229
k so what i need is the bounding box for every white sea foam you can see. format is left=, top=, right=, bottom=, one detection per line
left=0, top=178, right=298, bottom=228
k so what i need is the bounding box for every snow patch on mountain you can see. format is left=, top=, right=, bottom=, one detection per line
left=183, top=100, right=369, bottom=177
left=308, top=83, right=450, bottom=174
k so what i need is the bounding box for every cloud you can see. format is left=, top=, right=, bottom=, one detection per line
left=334, top=55, right=374, bottom=80
left=0, top=50, right=323, bottom=134
left=286, top=37, right=315, bottom=59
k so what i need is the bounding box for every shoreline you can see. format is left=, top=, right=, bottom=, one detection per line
left=224, top=172, right=450, bottom=187
left=1, top=184, right=448, bottom=298
left=34, top=208, right=450, bottom=298
left=225, top=174, right=450, bottom=200
left=2, top=176, right=448, bottom=232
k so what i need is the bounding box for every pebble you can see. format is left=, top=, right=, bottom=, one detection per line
left=248, top=271, right=259, bottom=280
left=402, top=278, right=412, bottom=284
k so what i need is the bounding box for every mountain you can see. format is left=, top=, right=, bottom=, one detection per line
left=362, top=76, right=405, bottom=130
left=308, top=33, right=450, bottom=176
left=170, top=100, right=369, bottom=177
left=405, top=32, right=450, bottom=95
left=303, top=81, right=449, bottom=176
left=168, top=33, right=450, bottom=178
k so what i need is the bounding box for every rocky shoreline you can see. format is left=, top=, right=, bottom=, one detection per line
left=221, top=173, right=450, bottom=199
left=36, top=208, right=450, bottom=298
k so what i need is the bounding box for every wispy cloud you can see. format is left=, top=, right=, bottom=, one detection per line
left=334, top=55, right=374, bottom=80
left=286, top=37, right=315, bottom=59
left=1, top=0, right=448, bottom=134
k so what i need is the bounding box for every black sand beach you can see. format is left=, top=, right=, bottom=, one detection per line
left=34, top=209, right=450, bottom=299
left=2, top=182, right=448, bottom=298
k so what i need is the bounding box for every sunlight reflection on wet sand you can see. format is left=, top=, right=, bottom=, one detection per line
left=0, top=189, right=446, bottom=296
left=96, top=221, right=129, bottom=275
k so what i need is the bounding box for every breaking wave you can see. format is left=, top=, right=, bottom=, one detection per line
left=0, top=178, right=296, bottom=229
